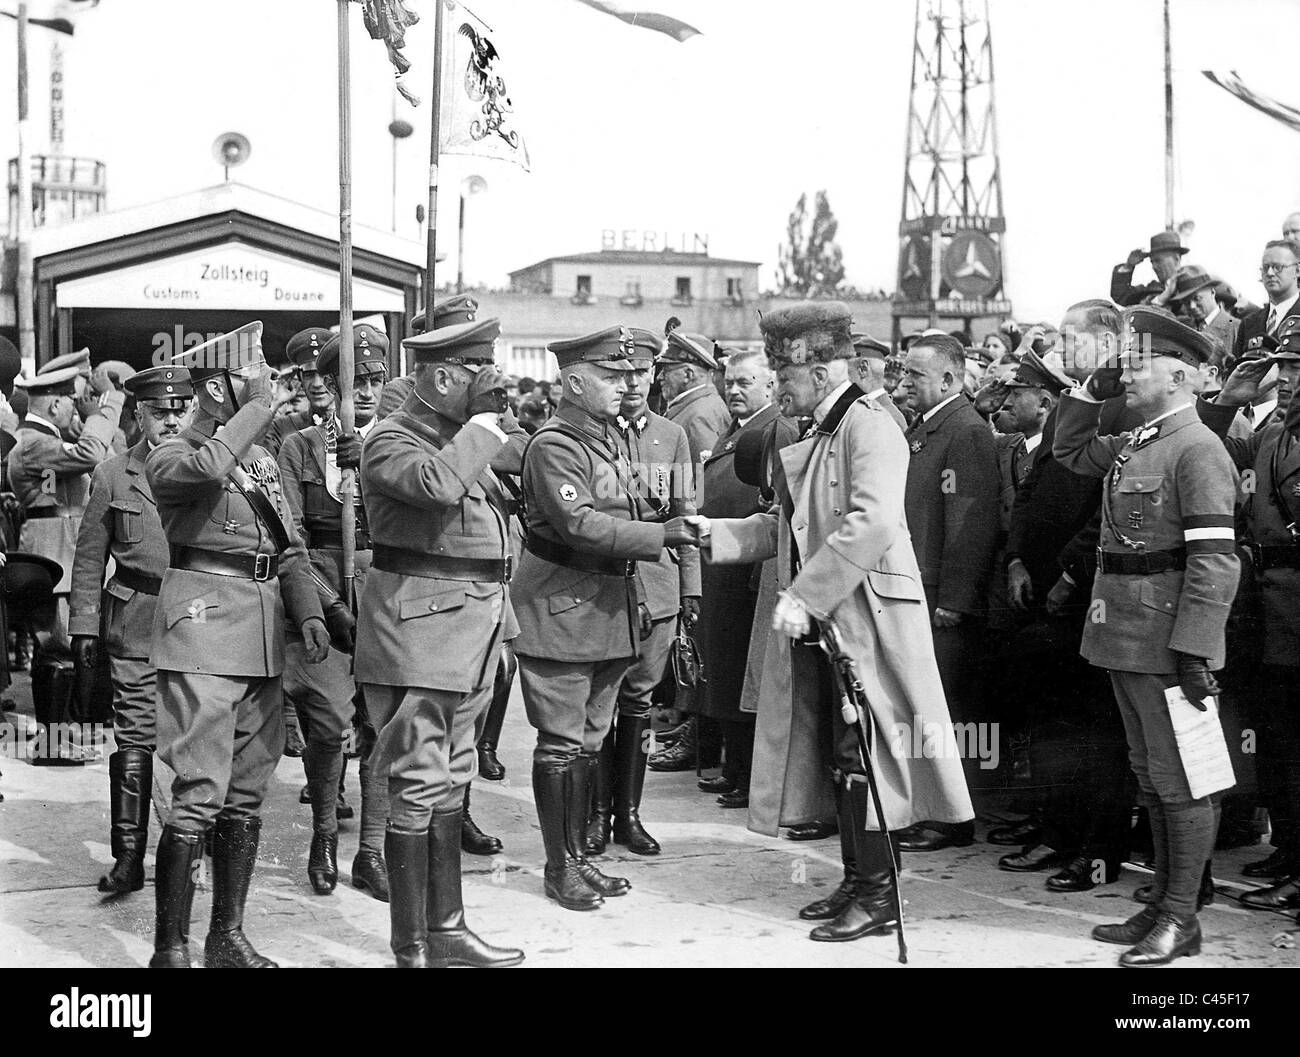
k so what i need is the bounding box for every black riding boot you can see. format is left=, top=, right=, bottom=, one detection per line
left=426, top=807, right=524, bottom=967
left=149, top=826, right=203, bottom=968
left=477, top=647, right=514, bottom=781
left=612, top=715, right=660, bottom=855
left=534, top=760, right=603, bottom=911
left=461, top=784, right=503, bottom=855
left=583, top=727, right=615, bottom=855
left=99, top=748, right=151, bottom=894
left=303, top=738, right=342, bottom=895
left=800, top=782, right=858, bottom=920
left=571, top=754, right=631, bottom=897
left=204, top=818, right=278, bottom=968
left=810, top=782, right=900, bottom=942
left=386, top=826, right=430, bottom=968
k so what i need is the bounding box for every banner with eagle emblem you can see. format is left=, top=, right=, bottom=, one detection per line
left=438, top=0, right=530, bottom=170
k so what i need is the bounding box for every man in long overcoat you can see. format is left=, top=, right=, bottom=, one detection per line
left=696, top=301, right=973, bottom=943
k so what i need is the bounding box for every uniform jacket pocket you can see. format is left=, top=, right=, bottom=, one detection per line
left=166, top=598, right=219, bottom=628
left=1138, top=580, right=1178, bottom=615
left=867, top=568, right=925, bottom=602
left=399, top=586, right=467, bottom=619
left=547, top=573, right=601, bottom=615
left=1118, top=475, right=1164, bottom=500
left=110, top=499, right=144, bottom=544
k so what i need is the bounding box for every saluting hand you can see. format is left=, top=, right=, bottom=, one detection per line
left=301, top=617, right=331, bottom=664
left=1216, top=356, right=1275, bottom=408
left=467, top=368, right=511, bottom=417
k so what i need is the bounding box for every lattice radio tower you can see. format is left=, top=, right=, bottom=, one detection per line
left=893, top=0, right=1011, bottom=344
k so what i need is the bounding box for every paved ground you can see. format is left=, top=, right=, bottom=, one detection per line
left=1, top=673, right=1296, bottom=970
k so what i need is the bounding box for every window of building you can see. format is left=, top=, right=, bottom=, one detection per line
left=674, top=276, right=692, bottom=303
left=576, top=275, right=592, bottom=297
left=621, top=279, right=642, bottom=306
left=726, top=277, right=743, bottom=301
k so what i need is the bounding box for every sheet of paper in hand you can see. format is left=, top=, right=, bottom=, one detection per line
left=1163, top=686, right=1236, bottom=800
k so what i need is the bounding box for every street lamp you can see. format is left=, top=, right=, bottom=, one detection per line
left=387, top=113, right=414, bottom=233
left=457, top=174, right=488, bottom=294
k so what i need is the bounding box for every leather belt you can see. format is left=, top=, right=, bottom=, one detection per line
left=308, top=526, right=372, bottom=551
left=525, top=532, right=635, bottom=577
left=1246, top=543, right=1300, bottom=571
left=372, top=543, right=512, bottom=583
left=24, top=508, right=62, bottom=519
left=170, top=546, right=279, bottom=582
left=112, top=566, right=162, bottom=596
left=1096, top=547, right=1187, bottom=575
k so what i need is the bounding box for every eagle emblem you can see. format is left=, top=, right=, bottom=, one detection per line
left=459, top=23, right=521, bottom=149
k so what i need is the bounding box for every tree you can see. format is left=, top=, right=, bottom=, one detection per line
left=775, top=190, right=846, bottom=297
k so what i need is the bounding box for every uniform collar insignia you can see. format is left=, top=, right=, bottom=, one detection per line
left=617, top=414, right=648, bottom=433
left=1131, top=423, right=1162, bottom=449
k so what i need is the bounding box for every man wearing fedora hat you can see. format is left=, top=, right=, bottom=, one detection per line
left=1111, top=231, right=1190, bottom=308
left=1170, top=265, right=1239, bottom=359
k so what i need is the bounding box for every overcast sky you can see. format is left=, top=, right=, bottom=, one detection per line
left=2, top=0, right=1299, bottom=323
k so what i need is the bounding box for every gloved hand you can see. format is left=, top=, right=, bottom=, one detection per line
left=1085, top=362, right=1125, bottom=401
left=301, top=617, right=331, bottom=663
left=638, top=603, right=653, bottom=641
left=243, top=361, right=275, bottom=408
left=1174, top=652, right=1219, bottom=710
left=91, top=360, right=133, bottom=394
left=681, top=596, right=700, bottom=628
left=1007, top=559, right=1033, bottom=611
left=323, top=601, right=356, bottom=653
left=467, top=368, right=510, bottom=417
left=71, top=635, right=98, bottom=674
left=662, top=516, right=698, bottom=547
left=334, top=433, right=362, bottom=471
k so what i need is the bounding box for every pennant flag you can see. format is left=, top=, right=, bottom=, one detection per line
left=353, top=0, right=422, bottom=106
left=573, top=0, right=700, bottom=41
left=0, top=0, right=100, bottom=35
left=1203, top=70, right=1300, bottom=135
left=438, top=2, right=530, bottom=170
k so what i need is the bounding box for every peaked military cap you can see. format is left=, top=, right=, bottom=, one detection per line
left=125, top=365, right=194, bottom=407
left=658, top=329, right=718, bottom=370
left=1005, top=348, right=1073, bottom=395
left=626, top=327, right=662, bottom=369
left=38, top=347, right=91, bottom=377
left=761, top=301, right=853, bottom=365
left=851, top=333, right=892, bottom=360
left=174, top=321, right=265, bottom=381
left=410, top=294, right=479, bottom=336
left=403, top=317, right=500, bottom=366
left=317, top=324, right=391, bottom=379
left=15, top=364, right=81, bottom=395
left=1122, top=306, right=1216, bottom=368
left=549, top=325, right=637, bottom=371
left=285, top=327, right=335, bottom=371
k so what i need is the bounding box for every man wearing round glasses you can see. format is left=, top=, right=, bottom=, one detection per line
left=1234, top=241, right=1300, bottom=365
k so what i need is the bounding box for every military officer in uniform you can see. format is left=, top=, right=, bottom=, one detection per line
left=277, top=324, right=389, bottom=900
left=68, top=366, right=193, bottom=895
left=147, top=321, right=329, bottom=969
left=9, top=363, right=127, bottom=633
left=355, top=316, right=524, bottom=969
left=513, top=326, right=697, bottom=911
left=1055, top=307, right=1239, bottom=966
left=650, top=329, right=729, bottom=772
left=583, top=328, right=700, bottom=857
left=1196, top=316, right=1300, bottom=909
left=265, top=327, right=336, bottom=458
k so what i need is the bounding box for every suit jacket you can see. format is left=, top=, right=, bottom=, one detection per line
left=355, top=400, right=516, bottom=692
left=613, top=410, right=700, bottom=620
left=1054, top=394, right=1239, bottom=672
left=511, top=403, right=667, bottom=662
left=1110, top=264, right=1163, bottom=307
left=699, top=404, right=782, bottom=521
left=903, top=396, right=1000, bottom=614
left=1201, top=309, right=1239, bottom=362
left=9, top=393, right=126, bottom=592
left=1199, top=398, right=1300, bottom=665
left=145, top=402, right=322, bottom=677
left=68, top=440, right=171, bottom=658
left=1230, top=302, right=1296, bottom=364
left=707, top=392, right=973, bottom=834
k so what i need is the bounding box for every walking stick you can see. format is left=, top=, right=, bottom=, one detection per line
left=818, top=620, right=908, bottom=964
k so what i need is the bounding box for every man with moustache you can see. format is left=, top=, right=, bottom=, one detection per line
left=583, top=329, right=699, bottom=855
left=1196, top=317, right=1300, bottom=906
left=693, top=301, right=973, bottom=942
left=147, top=322, right=329, bottom=969
left=69, top=366, right=193, bottom=896
left=693, top=350, right=780, bottom=808
left=277, top=324, right=390, bottom=901
left=512, top=326, right=698, bottom=911
left=1056, top=307, right=1238, bottom=966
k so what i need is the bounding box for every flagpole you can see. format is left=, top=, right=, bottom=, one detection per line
left=1163, top=0, right=1174, bottom=231
left=337, top=0, right=357, bottom=604
left=425, top=0, right=445, bottom=316
left=15, top=2, right=36, bottom=366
